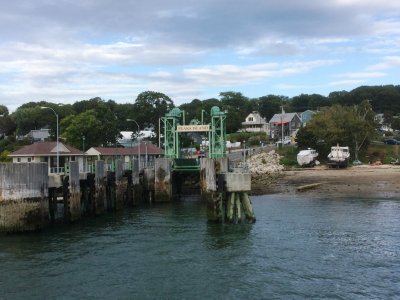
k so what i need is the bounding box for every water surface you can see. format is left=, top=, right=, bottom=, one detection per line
left=1, top=195, right=399, bottom=299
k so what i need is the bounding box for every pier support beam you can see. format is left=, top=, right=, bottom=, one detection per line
left=154, top=158, right=172, bottom=202
left=200, top=158, right=222, bottom=221
left=201, top=158, right=255, bottom=223
left=115, top=159, right=126, bottom=210
left=143, top=168, right=155, bottom=203
left=94, top=160, right=106, bottom=214
left=0, top=163, right=49, bottom=232
left=65, top=161, right=81, bottom=222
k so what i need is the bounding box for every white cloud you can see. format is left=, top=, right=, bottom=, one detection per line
left=367, top=56, right=400, bottom=71
left=184, top=60, right=339, bottom=86
left=335, top=71, right=386, bottom=79
left=329, top=79, right=365, bottom=86
left=0, top=1, right=399, bottom=110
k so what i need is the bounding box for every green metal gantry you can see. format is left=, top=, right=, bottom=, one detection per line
left=161, top=106, right=227, bottom=169
left=208, top=106, right=227, bottom=159
left=162, top=107, right=182, bottom=159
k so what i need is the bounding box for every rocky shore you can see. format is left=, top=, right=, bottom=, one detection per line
left=248, top=150, right=400, bottom=199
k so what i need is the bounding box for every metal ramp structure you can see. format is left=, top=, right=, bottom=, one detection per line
left=161, top=106, right=227, bottom=171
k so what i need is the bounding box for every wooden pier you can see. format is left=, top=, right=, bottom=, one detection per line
left=0, top=106, right=255, bottom=232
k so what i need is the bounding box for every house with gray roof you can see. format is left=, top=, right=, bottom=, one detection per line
left=269, top=112, right=302, bottom=141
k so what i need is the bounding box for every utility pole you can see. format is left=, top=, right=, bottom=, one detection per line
left=281, top=104, right=284, bottom=147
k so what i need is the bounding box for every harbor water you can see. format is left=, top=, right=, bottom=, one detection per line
left=1, top=195, right=399, bottom=299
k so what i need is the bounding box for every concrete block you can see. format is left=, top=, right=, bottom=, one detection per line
left=224, top=172, right=251, bottom=192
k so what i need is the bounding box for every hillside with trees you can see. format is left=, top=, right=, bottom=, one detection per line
left=1, top=85, right=400, bottom=161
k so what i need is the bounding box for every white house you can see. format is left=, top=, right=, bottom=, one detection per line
left=25, top=128, right=50, bottom=142
left=241, top=111, right=269, bottom=136
left=8, top=141, right=84, bottom=174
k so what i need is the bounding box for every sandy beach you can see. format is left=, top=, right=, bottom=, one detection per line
left=252, top=164, right=400, bottom=199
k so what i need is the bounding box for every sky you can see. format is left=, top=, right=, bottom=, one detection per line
left=1, top=0, right=400, bottom=111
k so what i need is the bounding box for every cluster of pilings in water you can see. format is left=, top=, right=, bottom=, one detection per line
left=199, top=158, right=256, bottom=224
left=0, top=157, right=255, bottom=232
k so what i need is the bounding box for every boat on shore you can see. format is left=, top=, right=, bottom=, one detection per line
left=327, top=145, right=350, bottom=168
left=297, top=148, right=319, bottom=167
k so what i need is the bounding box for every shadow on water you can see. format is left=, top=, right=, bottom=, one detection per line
left=205, top=222, right=253, bottom=250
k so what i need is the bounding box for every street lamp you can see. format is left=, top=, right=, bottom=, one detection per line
left=126, top=119, right=140, bottom=173
left=82, top=135, right=86, bottom=172
left=41, top=106, right=59, bottom=173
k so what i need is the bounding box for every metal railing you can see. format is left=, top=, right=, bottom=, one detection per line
left=49, top=167, right=65, bottom=174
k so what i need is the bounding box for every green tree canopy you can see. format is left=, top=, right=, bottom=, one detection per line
left=133, top=91, right=175, bottom=130
left=219, top=91, right=251, bottom=133
left=296, top=101, right=377, bottom=160
left=258, top=95, right=287, bottom=121
left=61, top=109, right=120, bottom=149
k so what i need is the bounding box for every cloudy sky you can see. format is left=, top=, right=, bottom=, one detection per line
left=1, top=0, right=400, bottom=111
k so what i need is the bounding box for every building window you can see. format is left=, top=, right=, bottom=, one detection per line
left=248, top=117, right=253, bottom=121
left=71, top=156, right=75, bottom=161
left=17, top=158, right=21, bottom=162
left=28, top=157, right=31, bottom=162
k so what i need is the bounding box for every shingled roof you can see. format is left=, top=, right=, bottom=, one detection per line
left=89, top=143, right=164, bottom=156
left=269, top=113, right=300, bottom=124
left=9, top=141, right=82, bottom=157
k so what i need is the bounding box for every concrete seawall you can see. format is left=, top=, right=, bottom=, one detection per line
left=0, top=163, right=49, bottom=232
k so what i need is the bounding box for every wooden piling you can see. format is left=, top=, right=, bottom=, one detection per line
left=66, top=161, right=81, bottom=222
left=94, top=160, right=106, bottom=214
left=235, top=192, right=241, bottom=224
left=115, top=159, right=126, bottom=210
left=241, top=192, right=256, bottom=223
left=226, top=192, right=235, bottom=223
left=154, top=158, right=172, bottom=202
left=143, top=168, right=155, bottom=203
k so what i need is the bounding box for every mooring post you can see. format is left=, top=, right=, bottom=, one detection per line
left=224, top=172, right=255, bottom=223
left=94, top=160, right=106, bottom=215
left=131, top=160, right=142, bottom=205
left=143, top=167, right=155, bottom=203
left=200, top=158, right=223, bottom=222
left=67, top=161, right=81, bottom=222
left=154, top=158, right=172, bottom=202
left=0, top=163, right=49, bottom=232
left=114, top=159, right=126, bottom=210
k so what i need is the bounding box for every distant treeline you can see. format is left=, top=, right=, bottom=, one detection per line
left=0, top=85, right=399, bottom=151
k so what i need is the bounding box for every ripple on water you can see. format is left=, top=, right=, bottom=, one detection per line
left=0, top=195, right=399, bottom=299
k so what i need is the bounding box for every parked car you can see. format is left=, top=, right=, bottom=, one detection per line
left=276, top=137, right=291, bottom=147
left=384, top=138, right=400, bottom=145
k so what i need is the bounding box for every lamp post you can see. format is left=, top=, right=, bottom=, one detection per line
left=41, top=106, right=59, bottom=173
left=281, top=104, right=284, bottom=148
left=126, top=119, right=140, bottom=173
left=82, top=135, right=86, bottom=172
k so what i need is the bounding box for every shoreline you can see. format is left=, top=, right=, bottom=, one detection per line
left=251, top=164, right=400, bottom=199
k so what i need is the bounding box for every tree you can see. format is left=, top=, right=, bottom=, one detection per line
left=179, top=99, right=203, bottom=123
left=0, top=115, right=16, bottom=137
left=133, top=91, right=174, bottom=129
left=61, top=109, right=120, bottom=149
left=296, top=101, right=377, bottom=161
left=289, top=94, right=328, bottom=112
left=0, top=105, right=8, bottom=116
left=258, top=95, right=287, bottom=121
left=348, top=100, right=377, bottom=161
left=219, top=91, right=251, bottom=133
